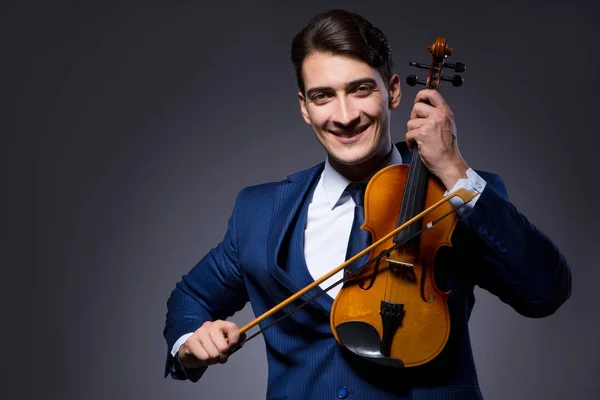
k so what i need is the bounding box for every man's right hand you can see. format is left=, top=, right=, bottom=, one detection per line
left=178, top=320, right=243, bottom=368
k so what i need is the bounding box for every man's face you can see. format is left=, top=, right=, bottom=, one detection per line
left=298, top=51, right=400, bottom=176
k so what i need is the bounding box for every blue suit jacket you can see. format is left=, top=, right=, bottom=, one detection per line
left=164, top=143, right=571, bottom=399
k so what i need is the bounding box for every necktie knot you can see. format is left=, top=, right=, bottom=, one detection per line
left=347, top=182, right=367, bottom=207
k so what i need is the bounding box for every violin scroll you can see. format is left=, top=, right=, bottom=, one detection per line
left=406, top=36, right=466, bottom=88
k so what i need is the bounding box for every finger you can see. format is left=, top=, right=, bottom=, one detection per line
left=407, top=125, right=436, bottom=148
left=209, top=325, right=230, bottom=355
left=407, top=118, right=426, bottom=131
left=405, top=130, right=419, bottom=151
left=192, top=343, right=210, bottom=363
left=220, top=321, right=241, bottom=345
left=208, top=330, right=230, bottom=364
left=409, top=101, right=434, bottom=120
left=198, top=331, right=221, bottom=360
left=414, top=89, right=448, bottom=109
left=180, top=339, right=211, bottom=368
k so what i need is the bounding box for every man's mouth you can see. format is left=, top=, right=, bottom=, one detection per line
left=330, top=125, right=369, bottom=138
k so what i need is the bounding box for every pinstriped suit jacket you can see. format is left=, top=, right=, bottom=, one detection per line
left=164, top=142, right=571, bottom=399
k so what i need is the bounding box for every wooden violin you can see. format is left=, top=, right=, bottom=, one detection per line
left=329, top=36, right=467, bottom=367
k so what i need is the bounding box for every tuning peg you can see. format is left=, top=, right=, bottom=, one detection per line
left=408, top=61, right=431, bottom=70
left=406, top=74, right=427, bottom=86
left=443, top=62, right=466, bottom=72
left=441, top=74, right=464, bottom=87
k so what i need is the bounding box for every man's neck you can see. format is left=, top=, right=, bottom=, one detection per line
left=328, top=144, right=395, bottom=182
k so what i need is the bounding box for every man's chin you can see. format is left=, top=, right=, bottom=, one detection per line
left=329, top=152, right=373, bottom=168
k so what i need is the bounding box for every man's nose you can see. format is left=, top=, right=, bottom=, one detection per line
left=332, top=98, right=361, bottom=128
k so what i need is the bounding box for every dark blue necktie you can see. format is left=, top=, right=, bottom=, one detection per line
left=345, top=182, right=372, bottom=273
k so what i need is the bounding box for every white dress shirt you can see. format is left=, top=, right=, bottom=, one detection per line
left=171, top=147, right=487, bottom=357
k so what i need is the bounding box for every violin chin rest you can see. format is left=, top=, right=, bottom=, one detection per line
left=336, top=321, right=405, bottom=368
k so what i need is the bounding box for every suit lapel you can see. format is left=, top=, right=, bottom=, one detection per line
left=266, top=163, right=334, bottom=313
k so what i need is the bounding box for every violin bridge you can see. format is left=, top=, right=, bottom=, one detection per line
left=385, top=259, right=417, bottom=283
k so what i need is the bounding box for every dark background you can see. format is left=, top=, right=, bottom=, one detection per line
left=5, top=0, right=599, bottom=399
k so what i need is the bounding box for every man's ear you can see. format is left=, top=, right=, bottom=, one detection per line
left=298, top=92, right=312, bottom=125
left=388, top=74, right=401, bottom=109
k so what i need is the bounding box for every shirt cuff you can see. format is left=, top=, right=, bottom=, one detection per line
left=171, top=332, right=194, bottom=357
left=444, top=168, right=487, bottom=217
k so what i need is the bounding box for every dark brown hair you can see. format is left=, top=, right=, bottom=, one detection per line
left=291, top=9, right=394, bottom=94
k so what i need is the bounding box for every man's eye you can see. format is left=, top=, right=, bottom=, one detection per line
left=312, top=93, right=331, bottom=102
left=355, top=85, right=373, bottom=94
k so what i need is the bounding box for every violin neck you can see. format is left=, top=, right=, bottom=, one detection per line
left=394, top=146, right=429, bottom=245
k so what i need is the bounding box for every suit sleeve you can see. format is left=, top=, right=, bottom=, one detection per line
left=163, top=189, right=249, bottom=381
left=457, top=173, right=571, bottom=318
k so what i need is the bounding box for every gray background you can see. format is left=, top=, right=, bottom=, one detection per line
left=5, top=0, right=599, bottom=399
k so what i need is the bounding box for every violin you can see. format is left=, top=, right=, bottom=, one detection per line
left=231, top=36, right=471, bottom=368
left=330, top=36, right=467, bottom=367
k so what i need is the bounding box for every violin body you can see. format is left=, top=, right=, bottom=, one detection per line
left=328, top=35, right=466, bottom=367
left=330, top=163, right=457, bottom=367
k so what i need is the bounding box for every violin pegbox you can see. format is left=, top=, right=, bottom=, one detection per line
left=406, top=36, right=466, bottom=89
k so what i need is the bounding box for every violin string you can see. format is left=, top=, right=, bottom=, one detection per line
left=398, top=145, right=424, bottom=303
left=408, top=145, right=426, bottom=301
left=230, top=199, right=469, bottom=353
left=390, top=148, right=412, bottom=303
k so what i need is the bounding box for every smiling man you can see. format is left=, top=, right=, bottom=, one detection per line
left=299, top=51, right=399, bottom=183
left=163, top=9, right=571, bottom=399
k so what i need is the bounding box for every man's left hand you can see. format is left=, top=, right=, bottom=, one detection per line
left=406, top=89, right=469, bottom=190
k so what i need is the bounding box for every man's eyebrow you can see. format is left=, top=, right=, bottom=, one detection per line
left=305, top=78, right=378, bottom=98
left=347, top=78, right=378, bottom=87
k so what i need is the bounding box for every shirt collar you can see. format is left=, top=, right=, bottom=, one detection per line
left=322, top=146, right=403, bottom=209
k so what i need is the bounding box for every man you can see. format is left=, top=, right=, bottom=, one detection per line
left=163, top=9, right=571, bottom=399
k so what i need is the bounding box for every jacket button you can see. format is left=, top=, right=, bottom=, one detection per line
left=479, top=227, right=488, bottom=235
left=336, top=386, right=349, bottom=399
